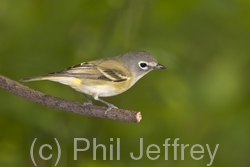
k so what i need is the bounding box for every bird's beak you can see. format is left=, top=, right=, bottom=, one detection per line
left=154, top=63, right=165, bottom=70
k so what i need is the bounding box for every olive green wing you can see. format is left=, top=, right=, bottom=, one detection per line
left=49, top=59, right=130, bottom=82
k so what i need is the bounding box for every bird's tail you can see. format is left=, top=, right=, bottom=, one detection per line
left=20, top=75, right=56, bottom=82
left=20, top=74, right=79, bottom=88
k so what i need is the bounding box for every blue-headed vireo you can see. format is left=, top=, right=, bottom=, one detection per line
left=21, top=51, right=165, bottom=114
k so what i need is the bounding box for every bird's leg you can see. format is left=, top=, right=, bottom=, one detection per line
left=82, top=93, right=93, bottom=106
left=93, top=95, right=117, bottom=115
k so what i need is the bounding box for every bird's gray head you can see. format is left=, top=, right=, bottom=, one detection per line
left=118, top=51, right=165, bottom=81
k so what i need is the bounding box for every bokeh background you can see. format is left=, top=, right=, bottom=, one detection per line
left=1, top=0, right=250, bottom=166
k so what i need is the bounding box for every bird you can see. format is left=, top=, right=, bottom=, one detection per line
left=21, top=51, right=165, bottom=114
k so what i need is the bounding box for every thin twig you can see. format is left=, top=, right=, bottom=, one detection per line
left=0, top=74, right=142, bottom=123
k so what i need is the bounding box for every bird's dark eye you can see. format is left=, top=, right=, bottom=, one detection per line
left=140, top=63, right=147, bottom=68
left=138, top=61, right=149, bottom=70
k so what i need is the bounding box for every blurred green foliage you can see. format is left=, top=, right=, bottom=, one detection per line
left=1, top=0, right=250, bottom=166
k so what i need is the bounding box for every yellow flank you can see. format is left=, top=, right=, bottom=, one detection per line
left=71, top=78, right=82, bottom=86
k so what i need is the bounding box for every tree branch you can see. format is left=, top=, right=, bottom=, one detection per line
left=0, top=74, right=142, bottom=123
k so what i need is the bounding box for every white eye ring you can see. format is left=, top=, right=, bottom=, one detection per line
left=138, top=61, right=148, bottom=70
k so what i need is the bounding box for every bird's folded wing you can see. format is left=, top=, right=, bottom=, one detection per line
left=48, top=60, right=130, bottom=82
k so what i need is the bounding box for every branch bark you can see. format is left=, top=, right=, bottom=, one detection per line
left=0, top=74, right=142, bottom=123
